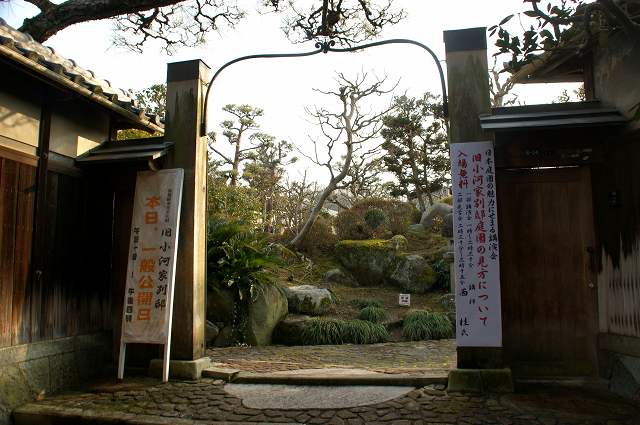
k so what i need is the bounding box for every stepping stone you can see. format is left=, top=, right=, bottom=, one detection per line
left=224, top=383, right=414, bottom=410
left=202, top=365, right=240, bottom=381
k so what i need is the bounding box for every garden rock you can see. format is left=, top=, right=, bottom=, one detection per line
left=273, top=315, right=311, bottom=346
left=388, top=254, right=437, bottom=293
left=206, top=285, right=236, bottom=324
left=335, top=239, right=437, bottom=293
left=442, top=213, right=454, bottom=238
left=283, top=285, right=334, bottom=315
left=213, top=325, right=234, bottom=347
left=245, top=284, right=288, bottom=346
left=409, top=223, right=426, bottom=232
left=420, top=202, right=453, bottom=229
left=335, top=240, right=396, bottom=286
left=324, top=268, right=354, bottom=285
left=205, top=320, right=220, bottom=346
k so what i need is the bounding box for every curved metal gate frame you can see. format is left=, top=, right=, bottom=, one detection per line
left=200, top=38, right=448, bottom=136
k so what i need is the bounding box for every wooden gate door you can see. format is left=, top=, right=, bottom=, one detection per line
left=498, top=167, right=598, bottom=376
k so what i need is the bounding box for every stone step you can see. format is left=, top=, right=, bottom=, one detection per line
left=13, top=403, right=299, bottom=425
left=231, top=370, right=448, bottom=387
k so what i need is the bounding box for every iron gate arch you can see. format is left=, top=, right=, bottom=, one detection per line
left=200, top=38, right=448, bottom=136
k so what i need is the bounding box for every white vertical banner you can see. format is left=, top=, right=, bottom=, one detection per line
left=451, top=142, right=502, bottom=347
left=118, top=169, right=184, bottom=382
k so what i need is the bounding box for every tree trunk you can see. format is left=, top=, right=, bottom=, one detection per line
left=289, top=180, right=337, bottom=249
left=408, top=148, right=427, bottom=212
left=290, top=138, right=354, bottom=249
left=19, top=0, right=181, bottom=42
left=229, top=134, right=242, bottom=187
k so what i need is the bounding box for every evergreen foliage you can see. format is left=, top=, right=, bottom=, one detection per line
left=206, top=219, right=279, bottom=342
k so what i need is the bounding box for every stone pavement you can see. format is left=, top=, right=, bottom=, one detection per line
left=207, top=340, right=456, bottom=375
left=13, top=378, right=640, bottom=425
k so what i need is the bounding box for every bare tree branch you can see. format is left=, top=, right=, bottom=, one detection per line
left=290, top=72, right=394, bottom=249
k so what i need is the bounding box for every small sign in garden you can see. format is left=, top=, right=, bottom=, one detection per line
left=451, top=141, right=502, bottom=347
left=118, top=169, right=184, bottom=382
left=398, top=293, right=411, bottom=307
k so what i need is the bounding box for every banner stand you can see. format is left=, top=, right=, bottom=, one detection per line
left=117, top=169, right=183, bottom=383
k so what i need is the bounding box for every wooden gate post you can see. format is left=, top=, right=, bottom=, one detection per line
left=163, top=60, right=210, bottom=368
left=443, top=28, right=503, bottom=369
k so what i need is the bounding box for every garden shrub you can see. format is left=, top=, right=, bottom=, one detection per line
left=301, top=318, right=388, bottom=345
left=364, top=208, right=387, bottom=230
left=431, top=258, right=451, bottom=291
left=350, top=298, right=384, bottom=309
left=336, top=198, right=417, bottom=240
left=358, top=306, right=387, bottom=323
left=402, top=310, right=453, bottom=341
left=335, top=209, right=369, bottom=240
left=207, top=219, right=279, bottom=343
left=343, top=320, right=388, bottom=344
left=294, top=214, right=337, bottom=255
left=207, top=180, right=261, bottom=226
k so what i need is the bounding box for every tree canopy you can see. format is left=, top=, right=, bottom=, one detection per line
left=381, top=93, right=449, bottom=211
left=10, top=0, right=404, bottom=53
left=492, top=0, right=640, bottom=71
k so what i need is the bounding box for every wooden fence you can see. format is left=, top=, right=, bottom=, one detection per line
left=0, top=154, right=113, bottom=348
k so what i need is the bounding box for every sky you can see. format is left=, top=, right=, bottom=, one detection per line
left=1, top=0, right=580, bottom=185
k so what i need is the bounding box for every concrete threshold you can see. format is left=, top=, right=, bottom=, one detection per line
left=516, top=377, right=610, bottom=391
left=13, top=403, right=300, bottom=425
left=230, top=371, right=448, bottom=387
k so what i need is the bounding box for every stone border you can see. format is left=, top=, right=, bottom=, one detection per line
left=0, top=333, right=110, bottom=365
left=13, top=404, right=301, bottom=425
left=1, top=333, right=111, bottom=425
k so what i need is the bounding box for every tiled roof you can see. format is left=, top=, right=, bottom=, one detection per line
left=0, top=18, right=163, bottom=133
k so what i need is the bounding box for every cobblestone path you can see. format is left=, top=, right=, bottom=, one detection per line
left=207, top=340, right=456, bottom=374
left=19, top=379, right=640, bottom=424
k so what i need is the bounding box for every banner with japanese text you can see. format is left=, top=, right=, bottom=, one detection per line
left=121, top=169, right=184, bottom=345
left=451, top=142, right=502, bottom=347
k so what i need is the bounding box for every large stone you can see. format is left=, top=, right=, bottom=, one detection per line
left=283, top=285, right=334, bottom=315
left=206, top=285, right=235, bottom=324
left=213, top=325, right=234, bottom=348
left=273, top=315, right=312, bottom=346
left=409, top=223, right=426, bottom=232
left=335, top=239, right=437, bottom=293
left=324, top=268, right=354, bottom=285
left=245, top=284, right=288, bottom=346
left=388, top=254, right=437, bottom=293
left=420, top=203, right=453, bottom=229
left=205, top=321, right=220, bottom=347
left=335, top=240, right=397, bottom=286
left=148, top=357, right=211, bottom=380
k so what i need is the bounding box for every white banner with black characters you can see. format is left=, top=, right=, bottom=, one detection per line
left=451, top=141, right=502, bottom=347
left=121, top=169, right=183, bottom=344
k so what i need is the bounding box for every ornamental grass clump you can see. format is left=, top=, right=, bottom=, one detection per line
left=402, top=310, right=453, bottom=341
left=344, top=319, right=388, bottom=344
left=301, top=318, right=389, bottom=345
left=350, top=298, right=384, bottom=309
left=358, top=305, right=387, bottom=323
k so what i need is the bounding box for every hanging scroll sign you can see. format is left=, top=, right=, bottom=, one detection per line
left=118, top=169, right=184, bottom=382
left=450, top=142, right=502, bottom=347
